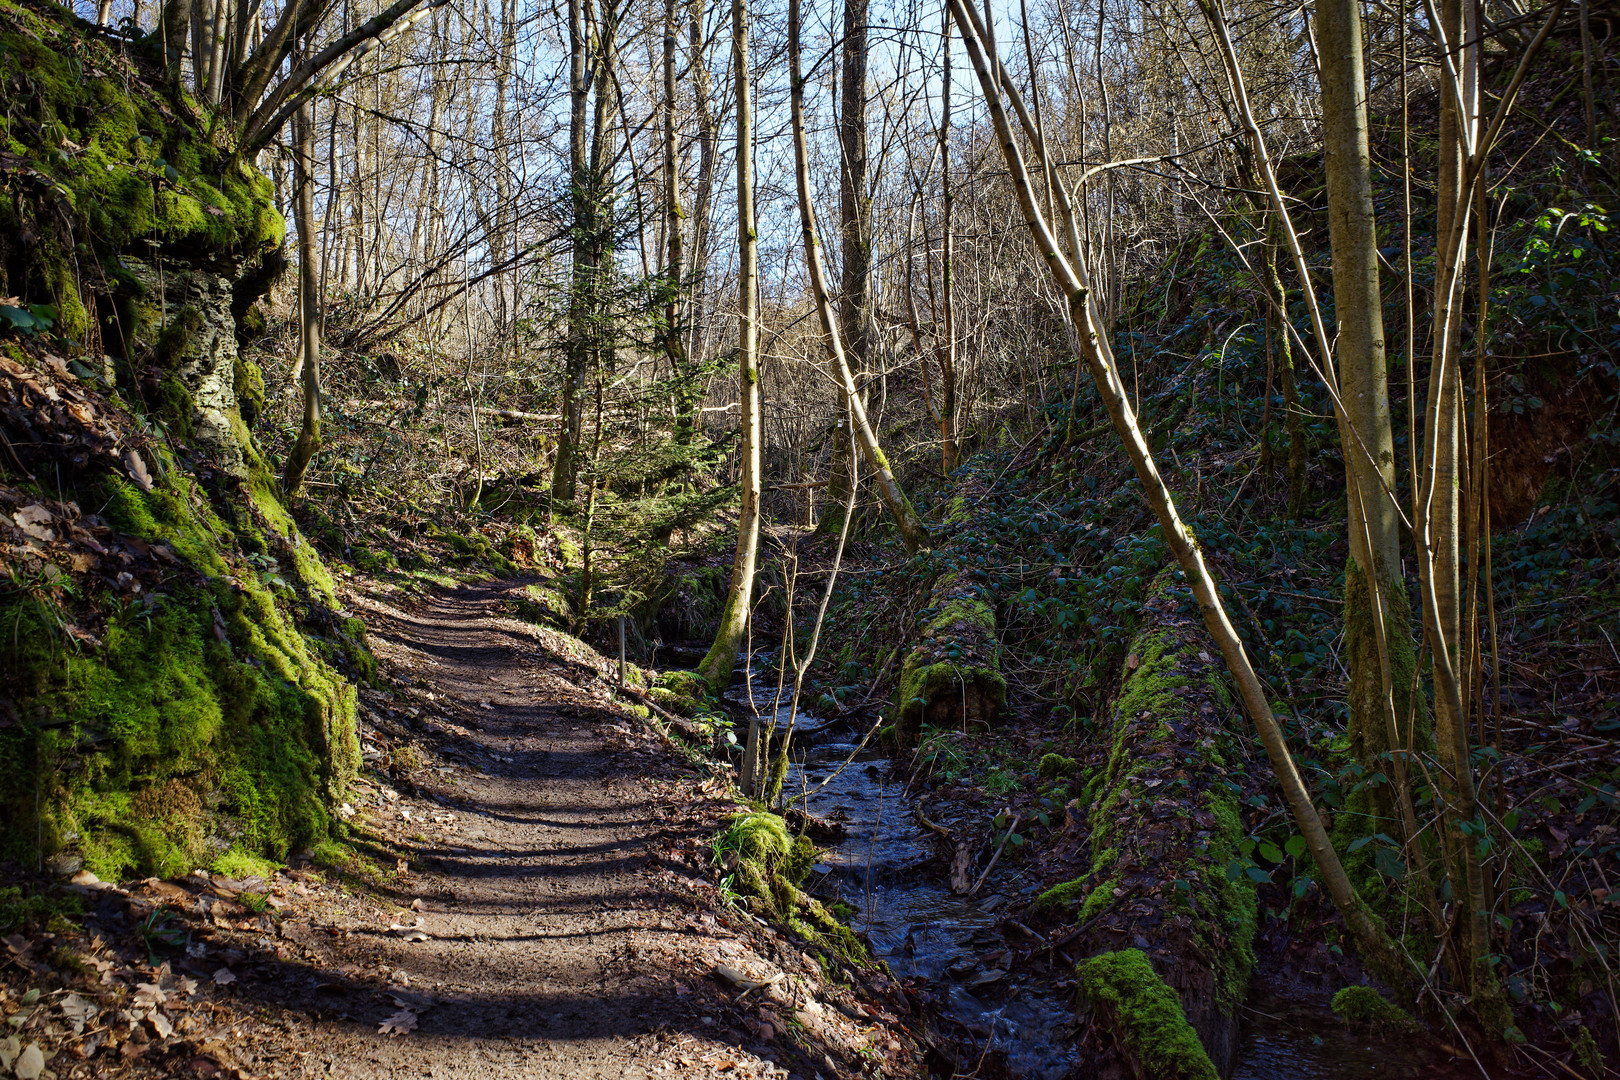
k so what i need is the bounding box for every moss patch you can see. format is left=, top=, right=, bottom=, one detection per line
left=1079, top=949, right=1220, bottom=1080
left=894, top=574, right=1007, bottom=734
left=713, top=812, right=867, bottom=966
left=1, top=465, right=358, bottom=883
left=1330, top=985, right=1422, bottom=1036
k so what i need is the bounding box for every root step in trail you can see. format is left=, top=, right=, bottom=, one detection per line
left=199, top=580, right=926, bottom=1080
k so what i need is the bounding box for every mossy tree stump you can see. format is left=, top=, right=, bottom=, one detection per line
left=1046, top=568, right=1256, bottom=1076
left=894, top=572, right=1006, bottom=738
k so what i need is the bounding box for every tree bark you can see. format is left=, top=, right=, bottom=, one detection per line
left=283, top=98, right=323, bottom=498
left=1315, top=0, right=1428, bottom=847
left=553, top=0, right=593, bottom=506
left=696, top=0, right=761, bottom=695
left=790, top=0, right=928, bottom=556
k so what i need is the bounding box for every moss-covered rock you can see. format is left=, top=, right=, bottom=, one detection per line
left=712, top=812, right=867, bottom=965
left=1039, top=752, right=1078, bottom=779
left=0, top=0, right=282, bottom=477
left=1330, top=985, right=1423, bottom=1037
left=1078, top=949, right=1220, bottom=1080
left=894, top=572, right=1006, bottom=736
left=653, top=669, right=711, bottom=717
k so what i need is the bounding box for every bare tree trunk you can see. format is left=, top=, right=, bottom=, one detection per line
left=697, top=0, right=762, bottom=695
left=820, top=0, right=871, bottom=536
left=283, top=98, right=323, bottom=498
left=1317, top=0, right=1434, bottom=930
left=553, top=0, right=592, bottom=505
left=686, top=0, right=717, bottom=367
left=790, top=0, right=928, bottom=556
left=938, top=5, right=958, bottom=472
left=663, top=0, right=696, bottom=445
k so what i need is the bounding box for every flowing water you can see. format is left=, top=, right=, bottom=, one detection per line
left=712, top=666, right=1463, bottom=1079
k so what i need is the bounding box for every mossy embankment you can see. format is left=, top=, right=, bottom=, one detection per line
left=0, top=0, right=360, bottom=885
left=1, top=344, right=365, bottom=881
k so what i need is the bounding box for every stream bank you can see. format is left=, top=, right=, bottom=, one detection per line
left=704, top=653, right=1484, bottom=1080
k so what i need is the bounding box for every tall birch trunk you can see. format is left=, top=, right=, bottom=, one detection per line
left=696, top=0, right=762, bottom=695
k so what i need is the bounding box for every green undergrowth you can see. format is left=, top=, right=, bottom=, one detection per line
left=1078, top=949, right=1220, bottom=1080
left=713, top=811, right=869, bottom=968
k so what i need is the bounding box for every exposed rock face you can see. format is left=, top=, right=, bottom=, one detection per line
left=126, top=258, right=254, bottom=476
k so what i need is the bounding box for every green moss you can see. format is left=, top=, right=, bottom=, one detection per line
left=0, top=1, right=282, bottom=355
left=654, top=669, right=712, bottom=715
left=1039, top=752, right=1078, bottom=779
left=1078, top=949, right=1220, bottom=1080
left=1330, top=986, right=1422, bottom=1036
left=233, top=357, right=265, bottom=428
left=894, top=576, right=1007, bottom=731
left=210, top=847, right=282, bottom=880
left=1573, top=1025, right=1605, bottom=1074
left=153, top=375, right=195, bottom=437
left=1, top=462, right=357, bottom=882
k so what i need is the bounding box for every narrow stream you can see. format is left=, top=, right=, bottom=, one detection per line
left=712, top=663, right=1463, bottom=1079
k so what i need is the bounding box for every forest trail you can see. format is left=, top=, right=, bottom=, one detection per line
left=256, top=581, right=816, bottom=1080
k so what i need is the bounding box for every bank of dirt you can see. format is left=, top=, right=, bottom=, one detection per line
left=0, top=579, right=927, bottom=1080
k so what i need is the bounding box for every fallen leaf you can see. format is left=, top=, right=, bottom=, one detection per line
left=13, top=505, right=54, bottom=540
left=378, top=1009, right=418, bottom=1036
left=148, top=1010, right=174, bottom=1039
left=14, top=1042, right=45, bottom=1080
left=123, top=450, right=153, bottom=492
left=212, top=968, right=236, bottom=986
left=133, top=982, right=167, bottom=1007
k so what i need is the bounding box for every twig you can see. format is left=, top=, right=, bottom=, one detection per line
left=967, top=812, right=1020, bottom=898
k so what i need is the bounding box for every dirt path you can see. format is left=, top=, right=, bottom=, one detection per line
left=266, top=579, right=925, bottom=1080
left=1, top=579, right=927, bottom=1080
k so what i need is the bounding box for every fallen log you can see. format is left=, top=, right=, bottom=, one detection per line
left=1042, top=567, right=1256, bottom=1078
left=893, top=572, right=1007, bottom=739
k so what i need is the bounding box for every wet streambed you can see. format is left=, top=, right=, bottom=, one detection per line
left=714, top=671, right=1470, bottom=1080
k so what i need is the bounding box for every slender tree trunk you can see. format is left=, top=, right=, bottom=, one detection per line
left=820, top=0, right=871, bottom=536
left=697, top=0, right=762, bottom=695
left=939, top=5, right=958, bottom=472
left=283, top=98, right=322, bottom=498
left=687, top=1, right=717, bottom=366
left=1316, top=0, right=1428, bottom=851
left=1422, top=0, right=1502, bottom=1015
left=663, top=0, right=695, bottom=446
left=553, top=0, right=592, bottom=506
left=791, top=0, right=928, bottom=556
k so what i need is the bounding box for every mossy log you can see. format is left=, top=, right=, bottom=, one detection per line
left=894, top=572, right=1006, bottom=737
left=1049, top=568, right=1256, bottom=1076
